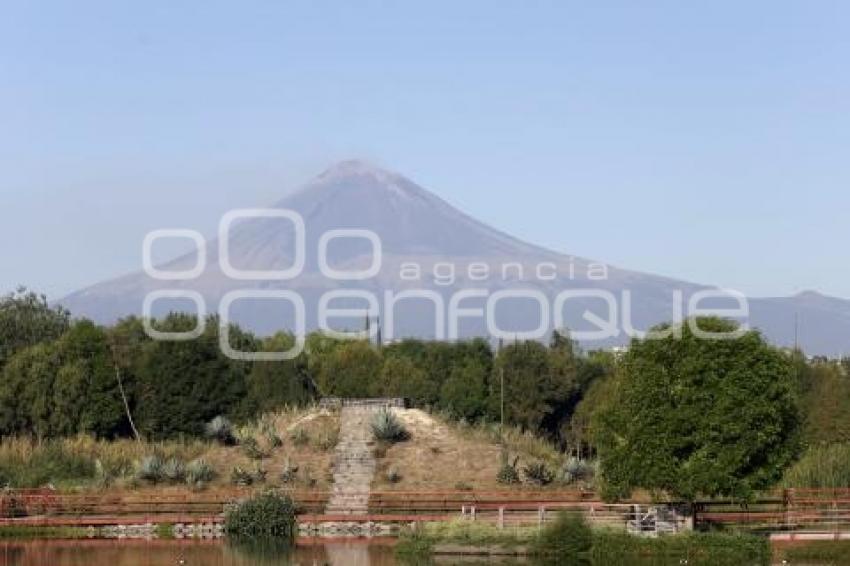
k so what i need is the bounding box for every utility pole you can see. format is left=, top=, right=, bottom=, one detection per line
left=365, top=311, right=371, bottom=345
left=794, top=312, right=799, bottom=352
left=500, top=366, right=505, bottom=436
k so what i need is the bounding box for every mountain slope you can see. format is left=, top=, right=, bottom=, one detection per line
left=60, top=161, right=850, bottom=355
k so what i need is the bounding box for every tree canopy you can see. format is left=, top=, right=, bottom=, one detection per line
left=595, top=317, right=801, bottom=501
left=0, top=287, right=70, bottom=369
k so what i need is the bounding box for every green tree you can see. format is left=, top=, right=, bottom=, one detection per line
left=383, top=338, right=494, bottom=409
left=799, top=360, right=850, bottom=445
left=596, top=317, right=801, bottom=501
left=242, top=332, right=316, bottom=416
left=440, top=359, right=489, bottom=420
left=319, top=340, right=382, bottom=397
left=0, top=287, right=69, bottom=369
left=134, top=314, right=253, bottom=439
left=0, top=319, right=129, bottom=439
left=52, top=320, right=126, bottom=438
left=564, top=352, right=618, bottom=458
left=305, top=332, right=347, bottom=395
left=493, top=340, right=573, bottom=434
left=377, top=356, right=435, bottom=402
left=0, top=342, right=59, bottom=438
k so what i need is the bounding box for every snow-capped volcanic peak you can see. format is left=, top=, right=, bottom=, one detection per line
left=304, top=159, right=413, bottom=199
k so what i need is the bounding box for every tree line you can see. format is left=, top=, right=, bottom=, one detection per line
left=3, top=287, right=849, bottom=500
left=0, top=288, right=607, bottom=443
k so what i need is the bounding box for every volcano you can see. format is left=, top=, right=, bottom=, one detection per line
left=60, top=160, right=850, bottom=355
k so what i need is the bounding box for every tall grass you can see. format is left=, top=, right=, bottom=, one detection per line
left=779, top=541, right=850, bottom=565
left=0, top=405, right=332, bottom=490
left=783, top=444, right=850, bottom=488
left=396, top=518, right=534, bottom=556
left=434, top=411, right=562, bottom=468
left=0, top=436, right=207, bottom=489
left=591, top=531, right=769, bottom=565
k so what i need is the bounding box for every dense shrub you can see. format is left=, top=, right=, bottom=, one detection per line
left=224, top=492, right=297, bottom=540
left=523, top=461, right=554, bottom=486
left=533, top=512, right=592, bottom=558
left=497, top=453, right=520, bottom=485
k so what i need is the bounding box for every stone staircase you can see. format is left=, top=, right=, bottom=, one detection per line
left=325, top=404, right=379, bottom=515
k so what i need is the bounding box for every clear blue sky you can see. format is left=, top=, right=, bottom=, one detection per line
left=2, top=1, right=848, bottom=300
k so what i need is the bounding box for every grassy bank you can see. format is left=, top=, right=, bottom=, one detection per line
left=0, top=405, right=340, bottom=491
left=591, top=530, right=769, bottom=565
left=396, top=516, right=769, bottom=565
left=396, top=519, right=535, bottom=556
left=776, top=541, right=850, bottom=565
left=0, top=525, right=89, bottom=539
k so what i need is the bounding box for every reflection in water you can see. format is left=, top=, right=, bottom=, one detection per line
left=0, top=539, right=400, bottom=566
left=0, top=539, right=785, bottom=566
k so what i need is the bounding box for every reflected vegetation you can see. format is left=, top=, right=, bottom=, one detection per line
left=0, top=539, right=397, bottom=566
left=0, top=538, right=846, bottom=566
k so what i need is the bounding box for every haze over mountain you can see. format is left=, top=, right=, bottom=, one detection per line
left=61, top=161, right=850, bottom=356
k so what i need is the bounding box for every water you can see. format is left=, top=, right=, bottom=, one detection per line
left=0, top=539, right=400, bottom=566
left=0, top=538, right=830, bottom=565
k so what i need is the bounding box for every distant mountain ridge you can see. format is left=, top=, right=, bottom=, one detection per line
left=60, top=160, right=850, bottom=356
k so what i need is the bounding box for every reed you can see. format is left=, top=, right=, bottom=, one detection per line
left=783, top=444, right=850, bottom=488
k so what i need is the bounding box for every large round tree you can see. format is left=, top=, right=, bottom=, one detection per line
left=596, top=317, right=800, bottom=501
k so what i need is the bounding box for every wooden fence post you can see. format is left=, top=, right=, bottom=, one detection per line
left=498, top=506, right=505, bottom=530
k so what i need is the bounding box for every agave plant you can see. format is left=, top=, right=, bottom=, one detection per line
left=162, top=457, right=187, bottom=483
left=205, top=416, right=236, bottom=445
left=136, top=454, right=164, bottom=483
left=371, top=408, right=408, bottom=443
left=186, top=458, right=215, bottom=486
left=560, top=456, right=595, bottom=484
